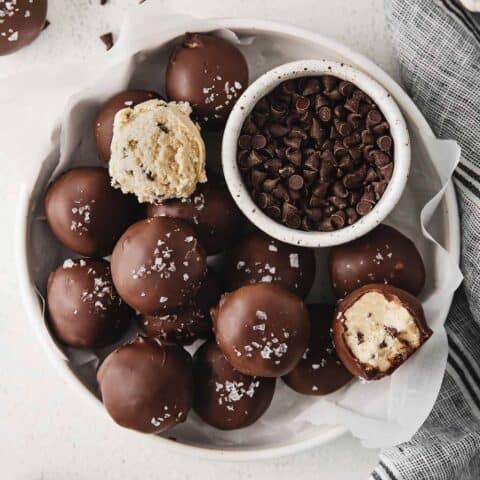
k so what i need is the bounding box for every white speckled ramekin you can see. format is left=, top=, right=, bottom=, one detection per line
left=222, top=60, right=411, bottom=247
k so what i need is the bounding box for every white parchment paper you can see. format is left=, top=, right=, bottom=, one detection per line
left=2, top=4, right=463, bottom=449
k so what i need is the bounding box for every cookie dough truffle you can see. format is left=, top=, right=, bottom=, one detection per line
left=97, top=336, right=193, bottom=433
left=47, top=258, right=130, bottom=348
left=109, top=99, right=207, bottom=203
left=94, top=90, right=160, bottom=163
left=140, top=268, right=221, bottom=345
left=166, top=33, right=248, bottom=128
left=193, top=341, right=275, bottom=430
left=147, top=180, right=244, bottom=256
left=224, top=231, right=315, bottom=298
left=111, top=217, right=207, bottom=315
left=44, top=167, right=139, bottom=256
left=283, top=304, right=352, bottom=395
left=212, top=283, right=310, bottom=377
left=0, top=0, right=47, bottom=56
left=332, top=284, right=432, bottom=380
left=329, top=224, right=426, bottom=298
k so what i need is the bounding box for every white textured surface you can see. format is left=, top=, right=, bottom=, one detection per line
left=0, top=0, right=396, bottom=478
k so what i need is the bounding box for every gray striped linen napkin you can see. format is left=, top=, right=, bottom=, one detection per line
left=370, top=1, right=480, bottom=479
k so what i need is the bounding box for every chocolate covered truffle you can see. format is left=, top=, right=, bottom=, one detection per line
left=111, top=217, right=207, bottom=315
left=147, top=180, right=244, bottom=255
left=0, top=0, right=47, bottom=56
left=44, top=167, right=138, bottom=257
left=283, top=304, right=352, bottom=395
left=140, top=268, right=221, bottom=345
left=212, top=283, right=310, bottom=377
left=97, top=336, right=193, bottom=433
left=329, top=224, right=426, bottom=298
left=94, top=90, right=160, bottom=163
left=224, top=231, right=316, bottom=298
left=193, top=341, right=276, bottom=430
left=47, top=258, right=130, bottom=348
left=332, top=284, right=432, bottom=380
left=166, top=33, right=248, bottom=127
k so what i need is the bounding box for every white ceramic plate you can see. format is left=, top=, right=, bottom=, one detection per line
left=16, top=18, right=460, bottom=461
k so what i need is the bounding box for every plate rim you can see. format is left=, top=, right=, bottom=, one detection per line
left=15, top=17, right=460, bottom=462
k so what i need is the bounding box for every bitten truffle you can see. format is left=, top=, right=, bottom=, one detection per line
left=224, top=231, right=316, bottom=298
left=111, top=217, right=207, bottom=315
left=94, top=90, right=160, bottom=163
left=329, top=224, right=426, bottom=297
left=283, top=304, right=352, bottom=395
left=332, top=284, right=432, bottom=380
left=193, top=341, right=275, bottom=430
left=166, top=33, right=248, bottom=128
left=0, top=0, right=47, bottom=56
left=140, top=268, right=221, bottom=345
left=212, top=283, right=310, bottom=377
left=109, top=99, right=207, bottom=203
left=47, top=258, right=130, bottom=348
left=97, top=336, right=193, bottom=433
left=147, top=180, right=244, bottom=256
left=44, top=167, right=139, bottom=257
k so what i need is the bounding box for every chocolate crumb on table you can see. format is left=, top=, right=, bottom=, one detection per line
left=100, top=32, right=114, bottom=50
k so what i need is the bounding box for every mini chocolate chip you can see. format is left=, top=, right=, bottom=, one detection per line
left=285, top=112, right=300, bottom=127
left=358, top=103, right=372, bottom=117
left=273, top=184, right=290, bottom=201
left=314, top=94, right=330, bottom=110
left=285, top=147, right=302, bottom=166
left=370, top=150, right=391, bottom=167
left=372, top=121, right=390, bottom=136
left=349, top=191, right=361, bottom=206
left=344, top=95, right=360, bottom=114
left=303, top=169, right=318, bottom=184
left=312, top=182, right=329, bottom=199
left=321, top=139, right=333, bottom=151
left=322, top=75, right=337, bottom=92
left=247, top=150, right=264, bottom=167
left=348, top=147, right=362, bottom=162
left=347, top=113, right=362, bottom=129
left=275, top=146, right=286, bottom=159
left=288, top=174, right=304, bottom=190
left=345, top=207, right=359, bottom=224
left=281, top=80, right=296, bottom=95
left=310, top=117, right=324, bottom=141
left=286, top=214, right=302, bottom=229
left=302, top=78, right=322, bottom=96
left=322, top=205, right=336, bottom=216
left=318, top=218, right=334, bottom=231
left=301, top=216, right=313, bottom=231
left=333, top=140, right=348, bottom=158
left=334, top=119, right=352, bottom=137
left=238, top=135, right=252, bottom=150
left=331, top=210, right=346, bottom=228
left=252, top=134, right=267, bottom=150
left=254, top=97, right=270, bottom=112
left=295, top=96, right=311, bottom=112
left=270, top=124, right=290, bottom=137
left=257, top=192, right=273, bottom=209
left=281, top=201, right=298, bottom=220
left=270, top=103, right=288, bottom=120
left=361, top=189, right=376, bottom=204
left=309, top=195, right=324, bottom=208
left=361, top=130, right=374, bottom=145
left=289, top=188, right=302, bottom=201
left=356, top=201, right=373, bottom=216
left=343, top=132, right=362, bottom=148
left=363, top=145, right=375, bottom=162
left=263, top=177, right=280, bottom=192
left=365, top=167, right=378, bottom=183
left=304, top=208, right=323, bottom=221
left=338, top=80, right=355, bottom=97
left=343, top=172, right=363, bottom=190
left=329, top=196, right=348, bottom=210
left=251, top=169, right=268, bottom=189
left=373, top=181, right=388, bottom=199
left=266, top=205, right=281, bottom=219
left=265, top=158, right=283, bottom=172
left=332, top=180, right=349, bottom=198
left=379, top=163, right=394, bottom=181
left=263, top=143, right=276, bottom=158
left=366, top=110, right=382, bottom=127
left=318, top=106, right=332, bottom=122
left=284, top=136, right=302, bottom=149
left=334, top=105, right=348, bottom=119
left=377, top=135, right=393, bottom=152
left=243, top=115, right=258, bottom=135
left=290, top=127, right=308, bottom=139
left=325, top=89, right=342, bottom=102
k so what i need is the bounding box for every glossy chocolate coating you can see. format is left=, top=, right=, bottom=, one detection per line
left=332, top=284, right=432, bottom=380
left=212, top=283, right=310, bottom=377
left=283, top=304, right=352, bottom=395
left=94, top=90, right=160, bottom=163
left=140, top=268, right=221, bottom=345
left=166, top=33, right=248, bottom=128
left=0, top=0, right=47, bottom=56
left=47, top=258, right=130, bottom=348
left=224, top=231, right=316, bottom=298
left=329, top=224, right=426, bottom=298
left=44, top=167, right=139, bottom=257
left=193, top=341, right=275, bottom=430
left=147, top=180, right=244, bottom=256
left=111, top=217, right=207, bottom=315
left=97, top=336, right=193, bottom=433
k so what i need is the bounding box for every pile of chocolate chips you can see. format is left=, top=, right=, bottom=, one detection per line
left=236, top=75, right=394, bottom=231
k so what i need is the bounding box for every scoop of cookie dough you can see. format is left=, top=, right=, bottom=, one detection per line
left=109, top=99, right=207, bottom=203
